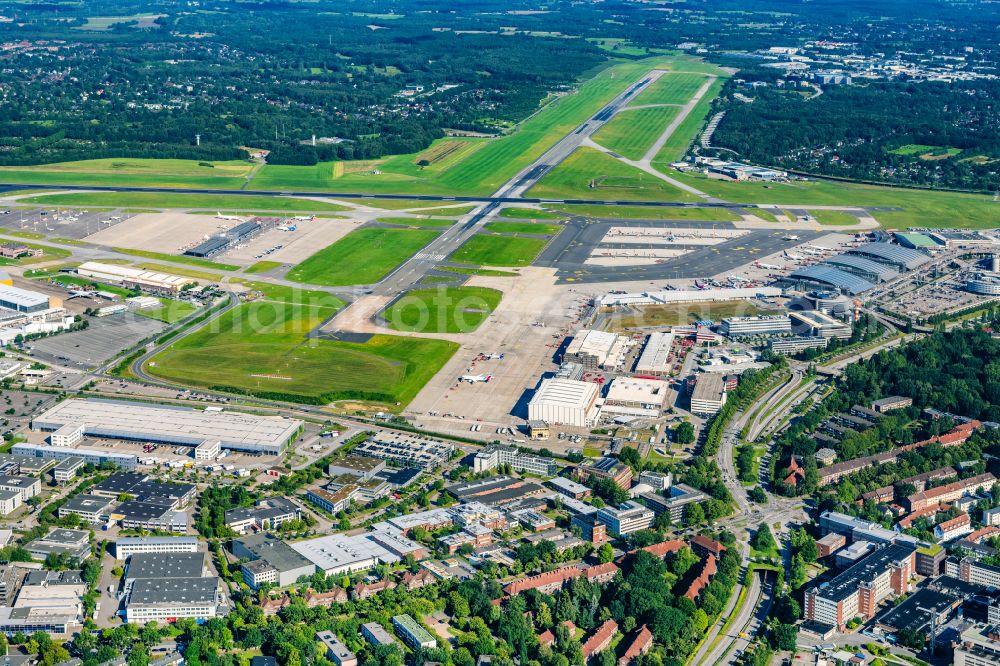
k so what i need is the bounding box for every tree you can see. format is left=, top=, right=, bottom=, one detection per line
left=684, top=502, right=705, bottom=525
left=773, top=623, right=798, bottom=651
left=675, top=422, right=695, bottom=445
left=751, top=524, right=776, bottom=554
left=597, top=543, right=614, bottom=564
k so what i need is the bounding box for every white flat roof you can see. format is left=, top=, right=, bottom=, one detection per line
left=566, top=329, right=620, bottom=357
left=635, top=331, right=674, bottom=373
left=605, top=377, right=668, bottom=405
left=290, top=533, right=399, bottom=571
left=33, top=399, right=301, bottom=453
left=0, top=283, right=49, bottom=308
left=530, top=378, right=599, bottom=410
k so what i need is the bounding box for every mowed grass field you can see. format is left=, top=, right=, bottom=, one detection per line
left=652, top=77, right=726, bottom=164
left=250, top=55, right=683, bottom=196
left=528, top=148, right=699, bottom=202
left=547, top=204, right=740, bottom=221
left=0, top=158, right=254, bottom=189
left=449, top=234, right=549, bottom=267
left=287, top=227, right=439, bottom=286
left=592, top=106, right=678, bottom=160
left=147, top=292, right=457, bottom=405
left=22, top=191, right=348, bottom=212
left=667, top=171, right=1000, bottom=229
left=484, top=221, right=562, bottom=235
left=498, top=208, right=564, bottom=220
left=606, top=300, right=766, bottom=330
left=630, top=72, right=711, bottom=106
left=383, top=286, right=503, bottom=333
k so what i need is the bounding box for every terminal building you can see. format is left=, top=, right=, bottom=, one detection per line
left=528, top=378, right=601, bottom=428
left=787, top=265, right=876, bottom=296
left=185, top=220, right=265, bottom=258
left=846, top=243, right=931, bottom=272
left=32, top=399, right=302, bottom=455
left=823, top=254, right=900, bottom=283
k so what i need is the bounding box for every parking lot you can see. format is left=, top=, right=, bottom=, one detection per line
left=28, top=313, right=166, bottom=368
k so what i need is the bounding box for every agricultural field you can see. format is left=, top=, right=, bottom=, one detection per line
left=889, top=144, right=963, bottom=160
left=146, top=294, right=456, bottom=406
left=21, top=191, right=348, bottom=213
left=287, top=227, right=439, bottom=286
left=382, top=286, right=503, bottom=333
left=592, top=106, right=678, bottom=160
left=666, top=171, right=1000, bottom=229
left=76, top=14, right=164, bottom=30
left=631, top=72, right=711, bottom=106
left=449, top=234, right=549, bottom=267
left=527, top=148, right=699, bottom=202
left=0, top=158, right=254, bottom=189
left=483, top=221, right=562, bottom=235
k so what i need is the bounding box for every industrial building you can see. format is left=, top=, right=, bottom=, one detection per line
left=231, top=534, right=316, bottom=589
left=326, top=455, right=386, bottom=481
left=25, top=528, right=91, bottom=561
left=564, top=329, right=630, bottom=371
left=0, top=283, right=57, bottom=314
left=58, top=494, right=114, bottom=523
left=288, top=528, right=426, bottom=578
left=473, top=445, right=557, bottom=476
left=803, top=543, right=916, bottom=630
left=527, top=378, right=601, bottom=427
left=76, top=262, right=194, bottom=296
left=32, top=399, right=302, bottom=455
left=633, top=331, right=674, bottom=377
left=719, top=315, right=791, bottom=338
left=690, top=373, right=727, bottom=415
left=601, top=377, right=668, bottom=419
left=224, top=497, right=302, bottom=534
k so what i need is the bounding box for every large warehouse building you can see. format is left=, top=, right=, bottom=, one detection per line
left=32, top=399, right=302, bottom=455
left=76, top=262, right=194, bottom=296
left=528, top=378, right=601, bottom=428
left=0, top=283, right=59, bottom=314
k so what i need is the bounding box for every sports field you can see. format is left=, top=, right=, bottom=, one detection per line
left=667, top=171, right=1000, bottom=229
left=382, top=286, right=503, bottom=333
left=147, top=294, right=457, bottom=405
left=592, top=106, right=679, bottom=160
left=286, top=227, right=439, bottom=286
left=527, top=148, right=699, bottom=202
left=449, top=234, right=549, bottom=267
left=21, top=191, right=348, bottom=212
left=0, top=158, right=253, bottom=189
left=630, top=72, right=710, bottom=106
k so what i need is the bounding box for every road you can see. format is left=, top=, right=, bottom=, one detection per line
left=699, top=570, right=777, bottom=666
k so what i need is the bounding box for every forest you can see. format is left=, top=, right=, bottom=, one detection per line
left=0, top=0, right=998, bottom=167
left=712, top=70, right=1000, bottom=192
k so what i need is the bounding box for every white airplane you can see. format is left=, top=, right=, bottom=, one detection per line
left=784, top=251, right=803, bottom=260
left=460, top=374, right=493, bottom=383
left=727, top=275, right=748, bottom=283
left=216, top=212, right=244, bottom=221
left=293, top=215, right=314, bottom=221
left=755, top=262, right=781, bottom=270
left=804, top=245, right=827, bottom=251
left=66, top=289, right=97, bottom=299
left=783, top=234, right=799, bottom=241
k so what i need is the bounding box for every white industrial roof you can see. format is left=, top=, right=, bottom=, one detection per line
left=604, top=377, right=668, bottom=405
left=290, top=533, right=400, bottom=571
left=33, top=399, right=301, bottom=452
left=0, top=283, right=49, bottom=309
left=634, top=331, right=674, bottom=374
left=77, top=262, right=192, bottom=288
left=530, top=378, right=599, bottom=410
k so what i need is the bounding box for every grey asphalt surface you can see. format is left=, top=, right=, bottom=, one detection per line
left=534, top=218, right=825, bottom=283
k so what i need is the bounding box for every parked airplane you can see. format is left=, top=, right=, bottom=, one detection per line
left=293, top=215, right=314, bottom=221
left=216, top=212, right=244, bottom=221
left=784, top=251, right=803, bottom=260
left=783, top=234, right=799, bottom=241
left=460, top=374, right=493, bottom=383
left=755, top=262, right=781, bottom=270
left=67, top=289, right=97, bottom=299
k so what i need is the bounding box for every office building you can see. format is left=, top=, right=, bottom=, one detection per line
left=719, top=315, right=791, bottom=338
left=0, top=490, right=19, bottom=516
left=0, top=475, right=39, bottom=501
left=633, top=484, right=708, bottom=523
left=193, top=440, right=220, bottom=460
left=326, top=455, right=386, bottom=481
left=954, top=624, right=1000, bottom=666
left=307, top=485, right=358, bottom=514
left=528, top=378, right=601, bottom=428
left=638, top=470, right=672, bottom=491
left=547, top=476, right=590, bottom=499
left=789, top=310, right=852, bottom=340
left=803, top=543, right=916, bottom=630
left=124, top=577, right=222, bottom=623
left=768, top=336, right=829, bottom=355
left=52, top=457, right=85, bottom=484
left=12, top=442, right=137, bottom=471
left=59, top=494, right=114, bottom=524
left=115, top=537, right=199, bottom=560
left=224, top=497, right=302, bottom=534
left=50, top=424, right=84, bottom=448
left=690, top=373, right=727, bottom=415
left=595, top=502, right=654, bottom=535
left=473, top=445, right=557, bottom=476
left=571, top=514, right=608, bottom=545
left=25, top=528, right=91, bottom=561
left=231, top=534, right=315, bottom=589
left=577, top=456, right=633, bottom=489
